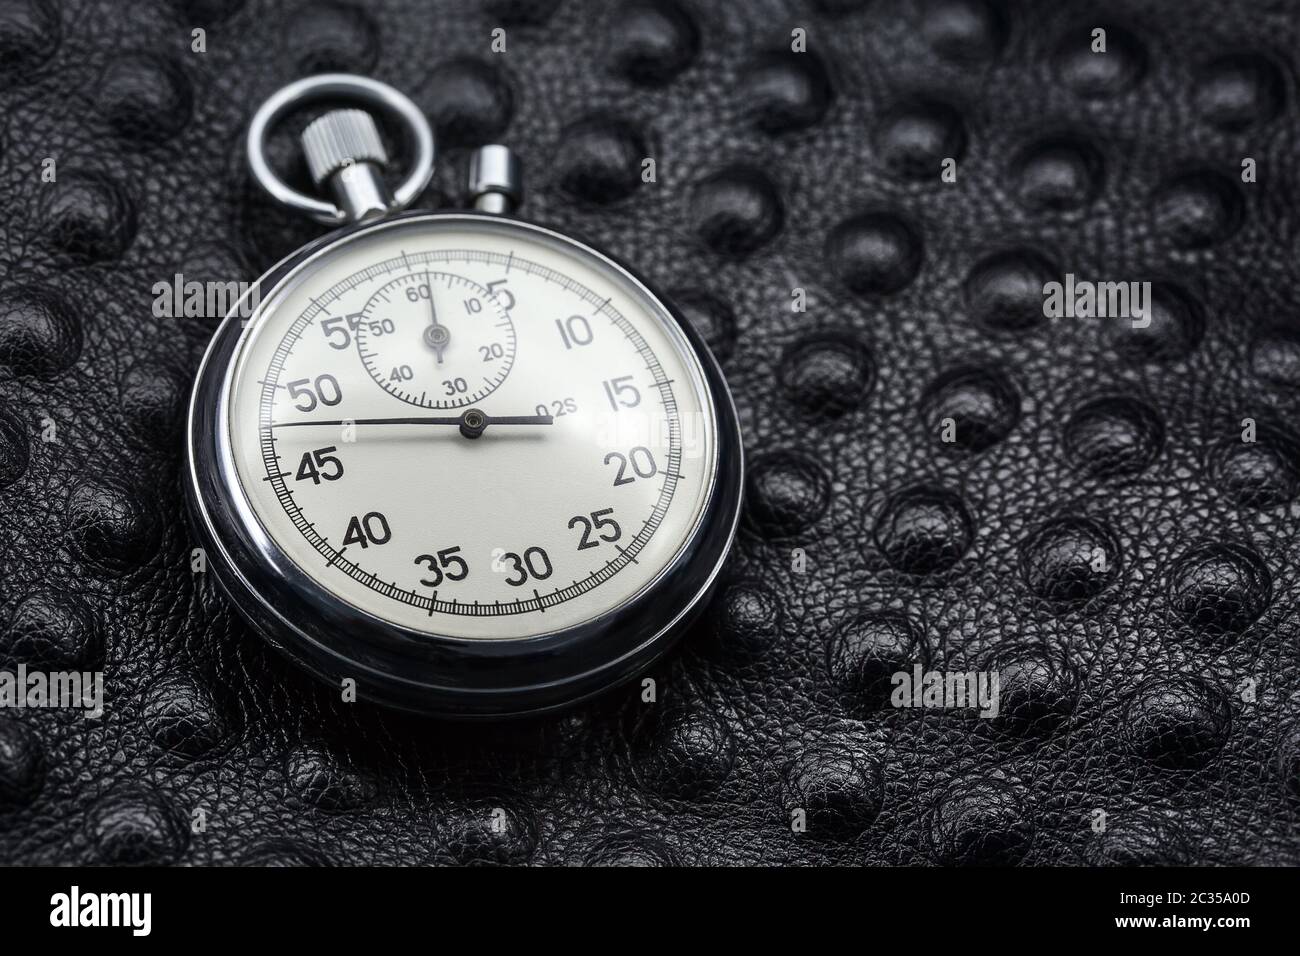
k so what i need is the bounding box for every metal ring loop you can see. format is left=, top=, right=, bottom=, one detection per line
left=247, top=74, right=435, bottom=226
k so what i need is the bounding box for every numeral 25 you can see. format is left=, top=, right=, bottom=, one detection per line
left=569, top=508, right=622, bottom=550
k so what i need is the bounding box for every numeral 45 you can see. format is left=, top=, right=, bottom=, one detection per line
left=295, top=446, right=344, bottom=484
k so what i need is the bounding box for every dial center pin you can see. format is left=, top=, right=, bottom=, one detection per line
left=459, top=408, right=487, bottom=439
left=423, top=323, right=450, bottom=349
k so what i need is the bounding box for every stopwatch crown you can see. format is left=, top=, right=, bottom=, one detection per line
left=301, top=109, right=389, bottom=186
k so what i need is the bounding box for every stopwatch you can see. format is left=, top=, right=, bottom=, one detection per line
left=185, top=75, right=743, bottom=717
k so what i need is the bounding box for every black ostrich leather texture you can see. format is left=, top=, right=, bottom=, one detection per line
left=1, top=0, right=1299, bottom=867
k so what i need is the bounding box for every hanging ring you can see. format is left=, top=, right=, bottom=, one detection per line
left=247, top=74, right=435, bottom=226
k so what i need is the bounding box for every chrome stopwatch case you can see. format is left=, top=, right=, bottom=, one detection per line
left=185, top=75, right=743, bottom=717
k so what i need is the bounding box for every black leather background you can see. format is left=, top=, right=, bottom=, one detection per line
left=2, top=0, right=1300, bottom=865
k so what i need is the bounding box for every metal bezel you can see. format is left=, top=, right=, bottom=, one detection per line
left=185, top=211, right=744, bottom=717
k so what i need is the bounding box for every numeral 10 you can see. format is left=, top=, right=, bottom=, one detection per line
left=556, top=315, right=594, bottom=349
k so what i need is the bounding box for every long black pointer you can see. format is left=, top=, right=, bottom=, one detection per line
left=272, top=409, right=554, bottom=439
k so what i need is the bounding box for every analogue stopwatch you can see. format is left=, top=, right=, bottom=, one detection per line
left=185, top=75, right=743, bottom=717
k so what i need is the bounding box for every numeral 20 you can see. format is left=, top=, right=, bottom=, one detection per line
left=604, top=447, right=657, bottom=485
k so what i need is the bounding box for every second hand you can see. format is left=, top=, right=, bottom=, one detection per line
left=273, top=408, right=554, bottom=439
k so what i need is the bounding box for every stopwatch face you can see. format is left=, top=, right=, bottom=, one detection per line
left=200, top=214, right=734, bottom=663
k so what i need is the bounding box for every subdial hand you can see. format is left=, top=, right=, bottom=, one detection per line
left=275, top=408, right=555, bottom=440
left=421, top=270, right=450, bottom=364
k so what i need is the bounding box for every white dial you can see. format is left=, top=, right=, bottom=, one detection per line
left=222, top=216, right=717, bottom=641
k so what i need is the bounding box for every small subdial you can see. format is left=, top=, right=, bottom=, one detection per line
left=355, top=270, right=516, bottom=408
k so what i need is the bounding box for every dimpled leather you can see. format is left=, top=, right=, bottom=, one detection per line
left=1, top=0, right=1299, bottom=866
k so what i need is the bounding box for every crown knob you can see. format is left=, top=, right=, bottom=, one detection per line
left=301, top=109, right=388, bottom=183
left=300, top=109, right=393, bottom=222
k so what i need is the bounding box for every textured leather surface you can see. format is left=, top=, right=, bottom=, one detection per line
left=2, top=0, right=1300, bottom=865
